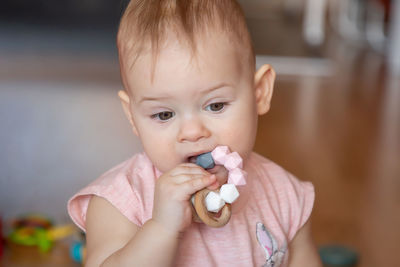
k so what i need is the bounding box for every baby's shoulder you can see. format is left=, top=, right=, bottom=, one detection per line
left=105, top=152, right=153, bottom=175
left=247, top=152, right=315, bottom=241
left=67, top=152, right=156, bottom=230
left=247, top=152, right=294, bottom=183
left=247, top=152, right=314, bottom=206
left=91, top=152, right=156, bottom=185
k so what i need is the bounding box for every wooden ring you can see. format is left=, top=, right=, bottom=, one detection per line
left=193, top=188, right=231, bottom=228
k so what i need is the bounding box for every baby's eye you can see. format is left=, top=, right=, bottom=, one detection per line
left=206, top=102, right=225, bottom=112
left=152, top=111, right=175, bottom=121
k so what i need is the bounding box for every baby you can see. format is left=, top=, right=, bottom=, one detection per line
left=68, top=0, right=321, bottom=266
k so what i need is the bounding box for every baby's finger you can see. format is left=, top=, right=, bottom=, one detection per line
left=214, top=166, right=229, bottom=186
left=206, top=180, right=220, bottom=190
left=179, top=174, right=217, bottom=198
left=169, top=164, right=208, bottom=177
left=171, top=174, right=209, bottom=185
left=206, top=166, right=228, bottom=190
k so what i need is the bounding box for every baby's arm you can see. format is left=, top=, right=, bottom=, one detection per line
left=84, top=164, right=217, bottom=267
left=84, top=196, right=179, bottom=267
left=288, top=220, right=322, bottom=267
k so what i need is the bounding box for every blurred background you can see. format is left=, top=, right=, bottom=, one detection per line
left=0, top=0, right=399, bottom=266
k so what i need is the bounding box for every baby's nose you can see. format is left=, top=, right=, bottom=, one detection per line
left=177, top=116, right=211, bottom=143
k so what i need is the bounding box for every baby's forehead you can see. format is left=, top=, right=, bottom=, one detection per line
left=121, top=32, right=250, bottom=94
left=121, top=30, right=252, bottom=84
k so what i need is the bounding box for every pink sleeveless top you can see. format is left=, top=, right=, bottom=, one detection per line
left=68, top=152, right=314, bottom=267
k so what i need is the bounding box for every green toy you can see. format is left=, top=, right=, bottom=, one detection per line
left=8, top=215, right=75, bottom=252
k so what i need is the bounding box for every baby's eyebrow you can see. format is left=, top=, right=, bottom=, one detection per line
left=138, top=83, right=232, bottom=104
left=201, top=83, right=231, bottom=94
left=138, top=95, right=171, bottom=104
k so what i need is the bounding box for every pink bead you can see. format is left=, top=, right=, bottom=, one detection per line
left=228, top=168, right=247, bottom=186
left=224, top=152, right=243, bottom=171
left=211, top=146, right=230, bottom=165
left=211, top=146, right=246, bottom=186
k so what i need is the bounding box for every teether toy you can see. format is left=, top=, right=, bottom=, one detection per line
left=192, top=146, right=247, bottom=227
left=219, top=184, right=239, bottom=204
left=196, top=152, right=215, bottom=169
left=204, top=191, right=225, bottom=212
left=194, top=189, right=232, bottom=228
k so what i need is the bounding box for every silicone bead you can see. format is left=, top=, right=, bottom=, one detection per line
left=219, top=184, right=239, bottom=204
left=228, top=168, right=247, bottom=185
left=211, top=146, right=230, bottom=165
left=195, top=152, right=215, bottom=169
left=224, top=152, right=243, bottom=170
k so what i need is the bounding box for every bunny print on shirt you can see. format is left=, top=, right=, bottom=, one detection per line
left=256, top=222, right=287, bottom=267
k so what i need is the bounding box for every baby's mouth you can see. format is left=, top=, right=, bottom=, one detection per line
left=188, top=155, right=199, bottom=164
left=187, top=152, right=221, bottom=173
left=187, top=151, right=212, bottom=165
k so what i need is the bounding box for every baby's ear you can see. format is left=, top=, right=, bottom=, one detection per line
left=118, top=90, right=139, bottom=136
left=254, top=64, right=275, bottom=115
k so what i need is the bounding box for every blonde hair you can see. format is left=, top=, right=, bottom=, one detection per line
left=117, top=0, right=254, bottom=86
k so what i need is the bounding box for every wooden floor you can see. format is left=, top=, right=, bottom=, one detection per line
left=254, top=50, right=400, bottom=267
left=1, top=241, right=81, bottom=267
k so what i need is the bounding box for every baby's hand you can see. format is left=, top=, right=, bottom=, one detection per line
left=206, top=165, right=229, bottom=190
left=152, top=163, right=217, bottom=234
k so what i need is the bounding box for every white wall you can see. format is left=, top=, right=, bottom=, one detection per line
left=0, top=81, right=142, bottom=223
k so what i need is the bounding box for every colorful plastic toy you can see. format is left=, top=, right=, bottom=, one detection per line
left=70, top=241, right=86, bottom=263
left=8, top=214, right=76, bottom=252
left=319, top=245, right=359, bottom=266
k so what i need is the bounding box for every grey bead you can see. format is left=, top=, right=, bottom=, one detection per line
left=195, top=152, right=215, bottom=169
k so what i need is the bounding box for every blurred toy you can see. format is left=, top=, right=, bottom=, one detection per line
left=70, top=241, right=86, bottom=263
left=319, top=244, right=359, bottom=266
left=11, top=214, right=52, bottom=229
left=8, top=214, right=76, bottom=253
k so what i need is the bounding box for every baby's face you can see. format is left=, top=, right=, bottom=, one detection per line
left=123, top=32, right=259, bottom=173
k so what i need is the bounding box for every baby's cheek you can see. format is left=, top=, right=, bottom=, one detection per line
left=141, top=138, right=174, bottom=171
left=221, top=124, right=254, bottom=158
